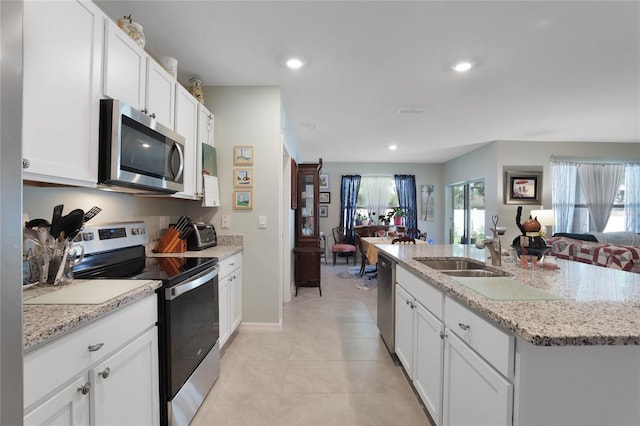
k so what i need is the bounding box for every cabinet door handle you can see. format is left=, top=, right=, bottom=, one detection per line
left=88, top=343, right=104, bottom=352
left=77, top=382, right=91, bottom=395
left=458, top=322, right=470, bottom=331
left=22, top=159, right=30, bottom=169
left=439, top=331, right=447, bottom=339
left=141, top=108, right=148, bottom=114
left=150, top=113, right=156, bottom=119
left=229, top=262, right=235, bottom=267
left=99, top=367, right=111, bottom=379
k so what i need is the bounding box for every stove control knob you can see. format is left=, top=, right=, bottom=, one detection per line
left=82, top=233, right=94, bottom=241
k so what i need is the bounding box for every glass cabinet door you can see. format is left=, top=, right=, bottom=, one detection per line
left=301, top=174, right=315, bottom=237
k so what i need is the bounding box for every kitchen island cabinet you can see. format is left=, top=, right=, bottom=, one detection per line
left=379, top=244, right=640, bottom=426
left=22, top=0, right=105, bottom=188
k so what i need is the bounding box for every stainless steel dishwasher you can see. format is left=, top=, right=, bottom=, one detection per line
left=377, top=252, right=396, bottom=355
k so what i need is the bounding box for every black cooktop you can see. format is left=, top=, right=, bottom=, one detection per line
left=73, top=245, right=216, bottom=287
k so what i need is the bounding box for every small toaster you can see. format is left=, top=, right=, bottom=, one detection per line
left=186, top=222, right=218, bottom=250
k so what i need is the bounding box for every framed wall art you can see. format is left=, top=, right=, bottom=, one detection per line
left=233, top=190, right=253, bottom=210
left=319, top=174, right=329, bottom=190
left=421, top=184, right=434, bottom=221
left=319, top=205, right=328, bottom=217
left=233, top=168, right=253, bottom=188
left=504, top=170, right=542, bottom=205
left=319, top=192, right=331, bottom=204
left=234, top=145, right=253, bottom=165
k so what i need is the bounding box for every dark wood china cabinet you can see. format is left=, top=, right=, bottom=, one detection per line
left=293, top=159, right=323, bottom=296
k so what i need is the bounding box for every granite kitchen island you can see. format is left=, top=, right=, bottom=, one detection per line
left=376, top=243, right=640, bottom=426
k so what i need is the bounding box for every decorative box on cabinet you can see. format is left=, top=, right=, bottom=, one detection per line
left=23, top=295, right=159, bottom=426
left=293, top=160, right=323, bottom=296
left=22, top=0, right=105, bottom=187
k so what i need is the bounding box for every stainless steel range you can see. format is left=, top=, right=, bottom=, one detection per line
left=73, top=222, right=220, bottom=426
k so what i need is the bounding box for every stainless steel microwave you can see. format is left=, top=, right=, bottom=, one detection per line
left=99, top=99, right=185, bottom=194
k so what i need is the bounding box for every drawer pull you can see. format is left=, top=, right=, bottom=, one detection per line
left=77, top=382, right=91, bottom=395
left=88, top=343, right=104, bottom=352
left=458, top=322, right=470, bottom=331
left=99, top=367, right=111, bottom=379
left=439, top=331, right=446, bottom=339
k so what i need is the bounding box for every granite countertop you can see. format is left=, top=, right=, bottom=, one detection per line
left=377, top=243, right=640, bottom=346
left=23, top=279, right=161, bottom=353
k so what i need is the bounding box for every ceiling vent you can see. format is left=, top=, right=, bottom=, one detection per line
left=396, top=107, right=425, bottom=115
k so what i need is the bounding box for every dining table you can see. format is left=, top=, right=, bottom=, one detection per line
left=361, top=237, right=427, bottom=265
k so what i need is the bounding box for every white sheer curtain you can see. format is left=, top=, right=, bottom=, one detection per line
left=552, top=162, right=577, bottom=233
left=577, top=163, right=624, bottom=232
left=360, top=176, right=394, bottom=220
left=625, top=163, right=640, bottom=233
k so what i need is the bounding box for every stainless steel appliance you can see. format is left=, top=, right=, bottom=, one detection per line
left=186, top=222, right=218, bottom=251
left=377, top=252, right=396, bottom=356
left=99, top=99, right=185, bottom=194
left=74, top=222, right=219, bottom=426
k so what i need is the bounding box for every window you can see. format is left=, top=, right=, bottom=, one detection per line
left=354, top=176, right=398, bottom=223
left=572, top=170, right=626, bottom=232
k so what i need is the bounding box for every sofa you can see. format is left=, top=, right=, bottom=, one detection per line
left=548, top=232, right=640, bottom=273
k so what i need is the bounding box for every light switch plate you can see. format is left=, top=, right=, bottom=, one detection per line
left=222, top=214, right=231, bottom=229
left=258, top=215, right=267, bottom=229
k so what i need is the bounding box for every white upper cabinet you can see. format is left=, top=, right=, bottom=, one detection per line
left=196, top=104, right=215, bottom=196
left=173, top=84, right=199, bottom=199
left=146, top=58, right=176, bottom=129
left=22, top=0, right=105, bottom=187
left=103, top=19, right=146, bottom=110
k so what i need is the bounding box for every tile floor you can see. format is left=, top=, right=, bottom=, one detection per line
left=192, top=262, right=433, bottom=426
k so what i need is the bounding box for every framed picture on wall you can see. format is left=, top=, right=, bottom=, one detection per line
left=233, top=190, right=253, bottom=210
left=319, top=192, right=331, bottom=203
left=319, top=174, right=329, bottom=190
left=233, top=145, right=253, bottom=165
left=504, top=170, right=542, bottom=205
left=319, top=205, right=328, bottom=217
left=233, top=168, right=253, bottom=188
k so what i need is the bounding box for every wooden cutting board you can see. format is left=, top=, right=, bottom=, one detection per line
left=24, top=280, right=154, bottom=305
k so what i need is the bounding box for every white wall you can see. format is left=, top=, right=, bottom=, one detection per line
left=200, top=86, right=283, bottom=325
left=319, top=162, right=445, bottom=243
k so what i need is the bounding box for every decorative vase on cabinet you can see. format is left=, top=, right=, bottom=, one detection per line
left=293, top=159, right=323, bottom=296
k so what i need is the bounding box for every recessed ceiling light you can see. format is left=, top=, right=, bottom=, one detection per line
left=388, top=145, right=397, bottom=151
left=286, top=58, right=305, bottom=69
left=452, top=61, right=473, bottom=72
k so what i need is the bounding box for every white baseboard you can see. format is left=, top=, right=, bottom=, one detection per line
left=238, top=320, right=283, bottom=332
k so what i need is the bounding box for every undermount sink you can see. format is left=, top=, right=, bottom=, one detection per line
left=416, top=258, right=488, bottom=270
left=441, top=269, right=508, bottom=278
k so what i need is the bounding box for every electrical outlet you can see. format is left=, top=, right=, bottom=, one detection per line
left=222, top=214, right=231, bottom=229
left=259, top=216, right=267, bottom=229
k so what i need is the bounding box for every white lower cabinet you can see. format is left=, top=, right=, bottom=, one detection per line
left=395, top=282, right=444, bottom=425
left=24, top=295, right=159, bottom=426
left=91, top=328, right=159, bottom=426
left=24, top=376, right=90, bottom=426
left=442, top=331, right=513, bottom=426
left=219, top=253, right=243, bottom=348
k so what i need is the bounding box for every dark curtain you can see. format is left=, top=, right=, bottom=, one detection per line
left=394, top=175, right=417, bottom=230
left=340, top=175, right=361, bottom=242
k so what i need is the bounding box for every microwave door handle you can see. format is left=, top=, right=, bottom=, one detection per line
left=169, top=142, right=184, bottom=182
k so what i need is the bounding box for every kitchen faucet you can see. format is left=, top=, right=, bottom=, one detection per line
left=476, top=215, right=502, bottom=266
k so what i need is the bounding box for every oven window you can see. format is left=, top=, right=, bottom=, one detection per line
left=165, top=277, right=219, bottom=398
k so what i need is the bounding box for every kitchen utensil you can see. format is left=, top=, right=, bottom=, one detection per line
left=51, top=204, right=64, bottom=226
left=50, top=212, right=84, bottom=240
left=25, top=218, right=51, bottom=228
left=47, top=233, right=65, bottom=284
left=83, top=206, right=102, bottom=222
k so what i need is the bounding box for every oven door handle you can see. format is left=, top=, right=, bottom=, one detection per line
left=165, top=266, right=219, bottom=300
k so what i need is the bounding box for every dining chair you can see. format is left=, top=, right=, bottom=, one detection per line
left=391, top=236, right=416, bottom=244
left=331, top=227, right=356, bottom=266
left=354, top=233, right=371, bottom=276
